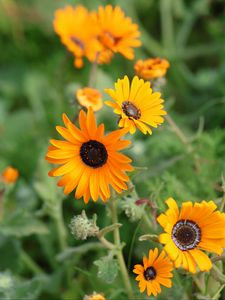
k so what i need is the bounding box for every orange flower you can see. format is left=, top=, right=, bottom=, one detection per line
left=76, top=88, right=103, bottom=112
left=93, top=5, right=141, bottom=63
left=2, top=166, right=19, bottom=184
left=46, top=107, right=133, bottom=203
left=134, top=58, right=170, bottom=80
left=53, top=5, right=101, bottom=68
left=133, top=248, right=173, bottom=297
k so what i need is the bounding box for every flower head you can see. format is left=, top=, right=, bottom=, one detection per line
left=76, top=87, right=103, bottom=112
left=157, top=198, right=225, bottom=273
left=93, top=5, right=141, bottom=62
left=46, top=107, right=133, bottom=203
left=134, top=58, right=170, bottom=80
left=53, top=5, right=101, bottom=68
left=133, top=248, right=173, bottom=297
left=84, top=292, right=105, bottom=300
left=105, top=76, right=167, bottom=134
left=1, top=166, right=19, bottom=184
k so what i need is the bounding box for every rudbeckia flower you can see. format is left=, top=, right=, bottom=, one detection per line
left=76, top=87, right=103, bottom=112
left=46, top=107, right=133, bottom=203
left=1, top=166, right=19, bottom=184
left=133, top=248, right=173, bottom=297
left=134, top=58, right=170, bottom=80
left=157, top=198, right=225, bottom=273
left=93, top=5, right=141, bottom=62
left=105, top=76, right=167, bottom=134
left=53, top=5, right=101, bottom=68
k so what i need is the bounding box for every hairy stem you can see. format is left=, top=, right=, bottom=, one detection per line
left=110, top=193, right=134, bottom=299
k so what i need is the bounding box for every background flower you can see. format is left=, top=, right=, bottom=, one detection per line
left=76, top=87, right=103, bottom=111
left=135, top=58, right=170, bottom=80
left=92, top=5, right=141, bottom=62
left=1, top=166, right=19, bottom=184
left=53, top=5, right=101, bottom=67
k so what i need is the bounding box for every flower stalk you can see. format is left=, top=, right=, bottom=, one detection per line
left=110, top=191, right=134, bottom=299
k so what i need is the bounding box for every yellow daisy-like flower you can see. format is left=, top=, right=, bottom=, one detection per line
left=53, top=5, right=101, bottom=68
left=93, top=5, right=141, bottom=62
left=105, top=76, right=167, bottom=134
left=45, top=107, right=133, bottom=203
left=133, top=248, right=173, bottom=297
left=134, top=57, right=170, bottom=80
left=157, top=198, right=225, bottom=273
left=76, top=87, right=103, bottom=112
left=1, top=166, right=19, bottom=184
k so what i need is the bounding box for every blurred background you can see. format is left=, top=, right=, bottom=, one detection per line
left=0, top=0, right=225, bottom=299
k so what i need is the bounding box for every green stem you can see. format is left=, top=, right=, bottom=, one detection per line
left=88, top=53, right=99, bottom=88
left=212, top=284, right=225, bottom=300
left=54, top=202, right=67, bottom=251
left=110, top=194, right=134, bottom=299
left=165, top=114, right=193, bottom=153
left=21, top=250, right=44, bottom=275
left=160, top=0, right=174, bottom=52
left=0, top=189, right=5, bottom=222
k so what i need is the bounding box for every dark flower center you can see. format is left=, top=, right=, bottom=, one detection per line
left=70, top=36, right=85, bottom=50
left=172, top=220, right=201, bottom=251
left=144, top=266, right=157, bottom=281
left=122, top=101, right=141, bottom=120
left=80, top=140, right=108, bottom=168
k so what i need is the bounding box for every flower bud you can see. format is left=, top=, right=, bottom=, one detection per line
left=69, top=210, right=99, bottom=240
left=121, top=196, right=145, bottom=222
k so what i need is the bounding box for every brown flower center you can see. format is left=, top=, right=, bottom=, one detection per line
left=70, top=36, right=85, bottom=51
left=80, top=140, right=108, bottom=168
left=122, top=101, right=141, bottom=120
left=144, top=266, right=157, bottom=281
left=172, top=220, right=201, bottom=251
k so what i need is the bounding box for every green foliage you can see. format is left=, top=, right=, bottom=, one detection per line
left=0, top=0, right=225, bottom=299
left=94, top=255, right=119, bottom=284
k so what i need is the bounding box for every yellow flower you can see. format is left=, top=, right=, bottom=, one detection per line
left=157, top=198, right=225, bottom=273
left=46, top=107, right=133, bottom=203
left=105, top=76, right=167, bottom=134
left=1, top=166, right=19, bottom=184
left=76, top=87, right=103, bottom=112
left=93, top=5, right=141, bottom=63
left=53, top=5, right=101, bottom=68
left=84, top=292, right=105, bottom=300
left=133, top=248, right=173, bottom=297
left=134, top=57, right=170, bottom=80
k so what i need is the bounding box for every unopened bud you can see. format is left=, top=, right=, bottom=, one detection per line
left=69, top=210, right=99, bottom=240
left=121, top=196, right=145, bottom=222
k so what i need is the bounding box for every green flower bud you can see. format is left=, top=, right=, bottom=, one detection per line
left=69, top=210, right=99, bottom=240
left=121, top=196, right=145, bottom=222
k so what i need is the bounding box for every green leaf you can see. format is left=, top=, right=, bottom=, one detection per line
left=11, top=276, right=47, bottom=300
left=0, top=236, right=21, bottom=272
left=94, top=256, right=118, bottom=284
left=0, top=210, right=49, bottom=237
